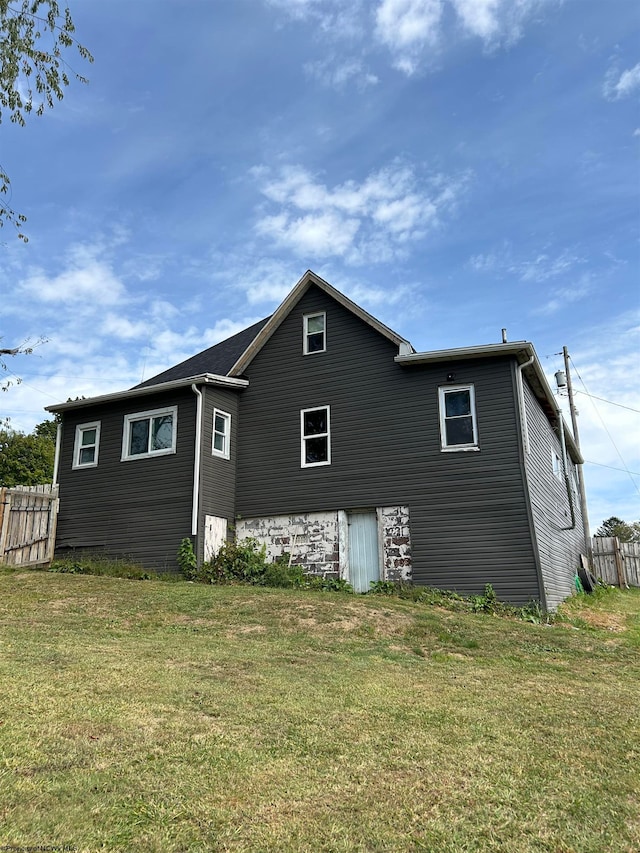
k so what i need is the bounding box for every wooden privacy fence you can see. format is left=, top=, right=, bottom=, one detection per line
left=591, top=536, right=640, bottom=588
left=0, top=485, right=59, bottom=567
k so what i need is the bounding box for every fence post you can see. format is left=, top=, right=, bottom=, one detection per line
left=613, top=538, right=628, bottom=589
left=0, top=487, right=10, bottom=564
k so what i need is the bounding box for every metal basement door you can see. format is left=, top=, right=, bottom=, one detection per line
left=348, top=511, right=379, bottom=593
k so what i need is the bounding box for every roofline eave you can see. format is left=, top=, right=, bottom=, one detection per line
left=229, top=269, right=413, bottom=376
left=45, top=373, right=249, bottom=414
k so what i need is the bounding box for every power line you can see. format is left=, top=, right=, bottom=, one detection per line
left=585, top=460, right=640, bottom=476
left=575, top=389, right=640, bottom=414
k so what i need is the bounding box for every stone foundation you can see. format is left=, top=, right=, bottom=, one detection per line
left=237, top=505, right=412, bottom=584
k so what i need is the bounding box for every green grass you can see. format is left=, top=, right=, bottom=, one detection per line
left=0, top=574, right=638, bottom=852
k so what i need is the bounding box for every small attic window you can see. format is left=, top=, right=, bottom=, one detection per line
left=303, top=312, right=326, bottom=355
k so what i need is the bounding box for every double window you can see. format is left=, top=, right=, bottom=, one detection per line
left=73, top=421, right=100, bottom=469
left=212, top=409, right=231, bottom=459
left=438, top=385, right=479, bottom=451
left=122, top=406, right=177, bottom=460
left=301, top=406, right=331, bottom=467
left=303, top=312, right=326, bottom=354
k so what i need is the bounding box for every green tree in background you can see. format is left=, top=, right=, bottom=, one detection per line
left=0, top=418, right=57, bottom=486
left=1, top=0, right=93, bottom=240
left=595, top=517, right=640, bottom=544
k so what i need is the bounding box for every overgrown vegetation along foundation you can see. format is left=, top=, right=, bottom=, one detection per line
left=0, top=572, right=638, bottom=851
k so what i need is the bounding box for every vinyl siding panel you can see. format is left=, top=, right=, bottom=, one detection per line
left=55, top=388, right=197, bottom=572
left=197, top=386, right=241, bottom=563
left=522, top=381, right=586, bottom=609
left=237, top=285, right=541, bottom=604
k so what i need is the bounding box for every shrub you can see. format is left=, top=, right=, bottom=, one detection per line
left=191, top=538, right=269, bottom=585
left=177, top=537, right=197, bottom=579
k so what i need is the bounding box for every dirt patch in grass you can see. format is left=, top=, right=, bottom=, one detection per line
left=571, top=609, right=627, bottom=632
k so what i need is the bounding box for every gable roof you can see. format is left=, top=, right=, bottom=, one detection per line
left=135, top=316, right=270, bottom=389
left=228, top=270, right=414, bottom=376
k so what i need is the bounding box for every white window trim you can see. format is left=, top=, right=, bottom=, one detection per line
left=303, top=311, right=326, bottom=355
left=552, top=451, right=563, bottom=481
left=212, top=408, right=231, bottom=460
left=72, top=421, right=101, bottom=469
left=121, top=405, right=178, bottom=461
left=438, top=384, right=479, bottom=452
left=300, top=405, right=331, bottom=467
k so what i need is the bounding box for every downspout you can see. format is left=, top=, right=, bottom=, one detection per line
left=516, top=354, right=535, bottom=455
left=52, top=423, right=62, bottom=485
left=191, top=384, right=204, bottom=538
left=557, top=415, right=576, bottom=531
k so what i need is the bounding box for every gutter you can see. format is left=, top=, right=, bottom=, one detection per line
left=52, top=423, right=62, bottom=485
left=516, top=354, right=535, bottom=455
left=45, top=372, right=248, bottom=414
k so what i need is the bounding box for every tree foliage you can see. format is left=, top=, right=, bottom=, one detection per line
left=1, top=338, right=38, bottom=390
left=0, top=0, right=93, bottom=240
left=0, top=417, right=57, bottom=486
left=595, top=516, right=640, bottom=544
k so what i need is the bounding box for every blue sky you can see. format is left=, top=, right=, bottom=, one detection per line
left=1, top=0, right=639, bottom=528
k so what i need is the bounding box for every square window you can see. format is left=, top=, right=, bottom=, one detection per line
left=552, top=451, right=563, bottom=481
left=212, top=409, right=231, bottom=459
left=438, top=385, right=479, bottom=451
left=122, top=406, right=177, bottom=460
left=303, top=312, right=326, bottom=354
left=301, top=406, right=331, bottom=466
left=73, top=421, right=100, bottom=469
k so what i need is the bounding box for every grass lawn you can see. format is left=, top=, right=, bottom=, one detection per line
left=0, top=572, right=638, bottom=852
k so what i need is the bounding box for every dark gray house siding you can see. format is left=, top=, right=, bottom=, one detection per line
left=236, top=284, right=541, bottom=604
left=47, top=272, right=586, bottom=607
left=521, top=381, right=585, bottom=609
left=55, top=388, right=197, bottom=572
left=196, top=385, right=241, bottom=564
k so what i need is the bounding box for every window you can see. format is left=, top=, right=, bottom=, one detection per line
left=73, top=421, right=100, bottom=469
left=301, top=406, right=331, bottom=466
left=122, top=406, right=177, bottom=460
left=212, top=409, right=231, bottom=459
left=303, top=312, right=326, bottom=354
left=438, top=385, right=479, bottom=450
left=552, top=451, right=563, bottom=481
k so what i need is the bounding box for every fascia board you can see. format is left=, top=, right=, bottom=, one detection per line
left=229, top=269, right=413, bottom=376
left=45, top=373, right=249, bottom=414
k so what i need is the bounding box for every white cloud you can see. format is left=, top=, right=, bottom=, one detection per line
left=18, top=258, right=127, bottom=307
left=469, top=244, right=587, bottom=285
left=603, top=62, right=640, bottom=101
left=375, top=0, right=443, bottom=74
left=533, top=276, right=594, bottom=315
left=253, top=161, right=467, bottom=262
left=304, top=57, right=379, bottom=89
left=265, top=0, right=556, bottom=78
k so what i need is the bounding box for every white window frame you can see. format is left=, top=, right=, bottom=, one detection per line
left=300, top=405, right=331, bottom=467
left=212, top=408, right=231, bottom=459
left=121, top=405, right=177, bottom=461
left=72, top=421, right=101, bottom=469
left=438, top=385, right=479, bottom=452
left=303, top=311, right=326, bottom=355
left=552, top=451, right=563, bottom=481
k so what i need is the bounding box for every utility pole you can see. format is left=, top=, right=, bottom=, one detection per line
left=563, top=346, right=592, bottom=560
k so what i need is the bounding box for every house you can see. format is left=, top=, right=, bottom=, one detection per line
left=46, top=270, right=588, bottom=609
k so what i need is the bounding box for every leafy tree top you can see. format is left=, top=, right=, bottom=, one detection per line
left=0, top=417, right=57, bottom=486
left=0, top=1, right=93, bottom=239
left=595, top=517, right=640, bottom=543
